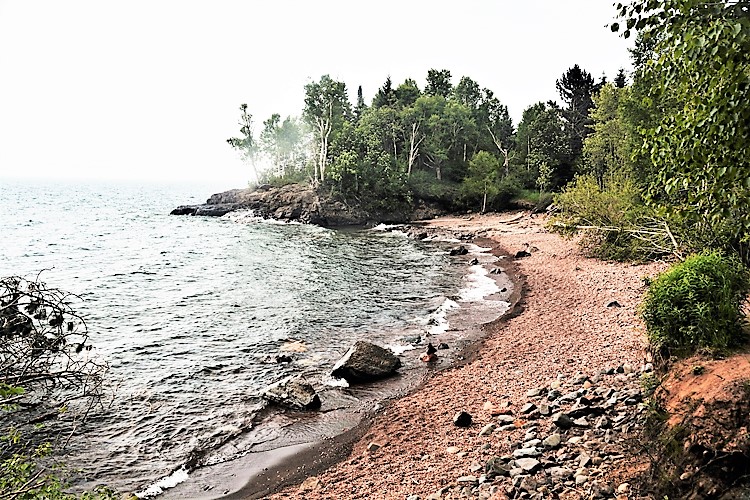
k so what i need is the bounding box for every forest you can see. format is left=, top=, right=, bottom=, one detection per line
left=229, top=0, right=749, bottom=264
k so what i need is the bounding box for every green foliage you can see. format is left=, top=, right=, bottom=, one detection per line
left=0, top=438, right=118, bottom=499
left=551, top=174, right=666, bottom=260
left=615, top=0, right=750, bottom=261
left=641, top=251, right=750, bottom=355
left=581, top=83, right=631, bottom=186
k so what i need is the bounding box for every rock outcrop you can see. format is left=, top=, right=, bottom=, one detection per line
left=170, top=183, right=446, bottom=227
left=330, top=341, right=402, bottom=383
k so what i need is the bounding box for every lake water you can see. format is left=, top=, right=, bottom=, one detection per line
left=0, top=179, right=509, bottom=495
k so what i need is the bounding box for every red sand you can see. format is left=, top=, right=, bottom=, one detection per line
left=268, top=212, right=666, bottom=499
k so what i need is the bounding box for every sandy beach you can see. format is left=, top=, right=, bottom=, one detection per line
left=264, top=211, right=666, bottom=499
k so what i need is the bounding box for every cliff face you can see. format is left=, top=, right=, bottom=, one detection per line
left=170, top=183, right=444, bottom=226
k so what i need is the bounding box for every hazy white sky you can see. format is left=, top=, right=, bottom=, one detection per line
left=0, top=1, right=632, bottom=186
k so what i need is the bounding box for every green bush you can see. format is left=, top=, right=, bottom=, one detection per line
left=550, top=174, right=668, bottom=261
left=641, top=251, right=750, bottom=355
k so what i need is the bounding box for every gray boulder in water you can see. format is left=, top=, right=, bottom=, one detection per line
left=263, top=374, right=321, bottom=410
left=331, top=341, right=402, bottom=383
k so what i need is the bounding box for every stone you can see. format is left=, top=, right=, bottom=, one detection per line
left=446, top=446, right=461, bottom=454
left=262, top=374, right=321, bottom=410
left=542, top=434, right=562, bottom=448
left=453, top=411, right=472, bottom=427
left=596, top=416, right=612, bottom=429
left=606, top=300, right=622, bottom=308
left=526, top=388, right=544, bottom=397
left=617, top=483, right=630, bottom=494
left=514, top=249, right=531, bottom=258
left=330, top=341, right=401, bottom=382
left=575, top=474, right=589, bottom=486
left=514, top=458, right=541, bottom=474
left=523, top=439, right=541, bottom=448
left=551, top=412, right=574, bottom=429
left=513, top=447, right=541, bottom=458
left=438, top=342, right=449, bottom=350
left=572, top=417, right=591, bottom=428
left=485, top=457, right=512, bottom=478
left=547, top=466, right=573, bottom=481
left=591, top=481, right=615, bottom=497
left=450, top=246, right=469, bottom=256
left=539, top=404, right=551, bottom=416
left=479, top=423, right=496, bottom=436
left=521, top=403, right=537, bottom=414
left=518, top=476, right=538, bottom=493
left=497, top=415, right=516, bottom=425
left=457, top=475, right=478, bottom=484
left=366, top=442, right=382, bottom=452
left=407, top=496, right=420, bottom=500
left=299, top=476, right=320, bottom=491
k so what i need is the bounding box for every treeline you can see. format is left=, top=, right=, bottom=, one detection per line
left=229, top=0, right=749, bottom=264
left=228, top=65, right=617, bottom=213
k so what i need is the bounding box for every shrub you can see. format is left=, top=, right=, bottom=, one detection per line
left=550, top=174, right=670, bottom=261
left=641, top=251, right=750, bottom=355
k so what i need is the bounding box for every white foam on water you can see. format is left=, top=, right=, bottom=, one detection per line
left=420, top=298, right=459, bottom=335
left=322, top=374, right=350, bottom=388
left=135, top=467, right=189, bottom=498
left=385, top=343, right=419, bottom=355
left=459, top=264, right=501, bottom=302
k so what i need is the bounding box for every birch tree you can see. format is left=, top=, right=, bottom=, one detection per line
left=303, top=75, right=351, bottom=184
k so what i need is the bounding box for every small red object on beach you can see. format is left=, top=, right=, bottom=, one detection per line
left=421, top=353, right=438, bottom=362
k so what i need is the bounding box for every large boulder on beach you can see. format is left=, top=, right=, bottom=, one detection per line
left=263, top=374, right=321, bottom=410
left=331, top=341, right=401, bottom=383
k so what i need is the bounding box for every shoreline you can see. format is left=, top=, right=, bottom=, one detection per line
left=161, top=218, right=519, bottom=499
left=263, top=212, right=666, bottom=499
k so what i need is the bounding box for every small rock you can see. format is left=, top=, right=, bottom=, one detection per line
left=548, top=466, right=573, bottom=481
left=454, top=411, right=472, bottom=427
left=446, top=446, right=461, bottom=454
left=542, top=434, right=562, bottom=448
left=526, top=388, right=544, bottom=397
left=617, top=483, right=630, bottom=494
left=521, top=403, right=537, bottom=414
left=606, top=300, right=621, bottom=308
left=514, top=458, right=541, bottom=474
left=479, top=423, right=496, bottom=436
left=299, top=476, right=320, bottom=491
left=552, top=413, right=574, bottom=429
left=437, top=342, right=449, bottom=350
left=450, top=246, right=469, bottom=256
left=518, top=476, right=538, bottom=493
left=512, top=447, right=541, bottom=458
left=457, top=475, right=478, bottom=484
left=514, top=250, right=531, bottom=258
left=497, top=415, right=516, bottom=425
left=575, top=474, right=589, bottom=486
left=573, top=417, right=590, bottom=428
left=538, top=404, right=551, bottom=416
left=366, top=442, right=382, bottom=452
left=407, top=496, right=420, bottom=500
